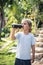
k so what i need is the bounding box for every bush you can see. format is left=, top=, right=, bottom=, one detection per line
left=1, top=32, right=5, bottom=37
left=1, top=27, right=10, bottom=37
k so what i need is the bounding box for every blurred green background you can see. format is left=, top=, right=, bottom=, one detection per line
left=0, top=0, right=43, bottom=65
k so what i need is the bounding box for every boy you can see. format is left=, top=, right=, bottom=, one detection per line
left=10, top=18, right=35, bottom=65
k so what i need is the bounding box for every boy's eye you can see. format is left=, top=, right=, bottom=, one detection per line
left=23, top=23, right=27, bottom=25
left=21, top=22, right=27, bottom=25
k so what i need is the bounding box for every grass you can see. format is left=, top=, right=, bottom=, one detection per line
left=0, top=40, right=6, bottom=48
left=0, top=39, right=17, bottom=65
left=0, top=53, right=16, bottom=65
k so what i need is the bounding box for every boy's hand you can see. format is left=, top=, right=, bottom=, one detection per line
left=31, top=58, right=34, bottom=63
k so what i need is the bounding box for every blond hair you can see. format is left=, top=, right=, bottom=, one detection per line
left=21, top=18, right=32, bottom=32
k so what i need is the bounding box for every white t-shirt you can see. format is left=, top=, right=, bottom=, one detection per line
left=15, top=32, right=36, bottom=60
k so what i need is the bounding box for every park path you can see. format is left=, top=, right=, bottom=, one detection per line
left=32, top=28, right=43, bottom=65
left=0, top=38, right=13, bottom=51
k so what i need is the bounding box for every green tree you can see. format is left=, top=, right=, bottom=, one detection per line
left=0, top=0, right=43, bottom=40
left=0, top=0, right=14, bottom=40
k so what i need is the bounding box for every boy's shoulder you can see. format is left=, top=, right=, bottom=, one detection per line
left=29, top=33, right=34, bottom=37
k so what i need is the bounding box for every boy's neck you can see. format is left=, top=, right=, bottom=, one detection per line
left=23, top=30, right=30, bottom=35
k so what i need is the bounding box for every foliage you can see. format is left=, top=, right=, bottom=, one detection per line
left=0, top=40, right=6, bottom=48
left=1, top=27, right=10, bottom=37
left=0, top=39, right=17, bottom=65
left=0, top=53, right=16, bottom=65
left=0, top=0, right=43, bottom=38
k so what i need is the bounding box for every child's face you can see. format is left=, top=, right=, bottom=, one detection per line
left=21, top=21, right=30, bottom=31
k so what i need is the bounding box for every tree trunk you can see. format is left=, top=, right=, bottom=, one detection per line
left=0, top=12, right=1, bottom=40
left=0, top=6, right=5, bottom=40
left=1, top=6, right=5, bottom=28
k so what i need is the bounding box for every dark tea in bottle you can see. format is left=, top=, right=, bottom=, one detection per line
left=12, top=24, right=22, bottom=28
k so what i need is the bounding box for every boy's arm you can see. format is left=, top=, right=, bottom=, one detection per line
left=31, top=45, right=35, bottom=63
left=10, top=28, right=16, bottom=40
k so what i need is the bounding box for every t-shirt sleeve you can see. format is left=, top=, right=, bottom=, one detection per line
left=31, top=34, right=36, bottom=45
left=15, top=32, right=20, bottom=39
